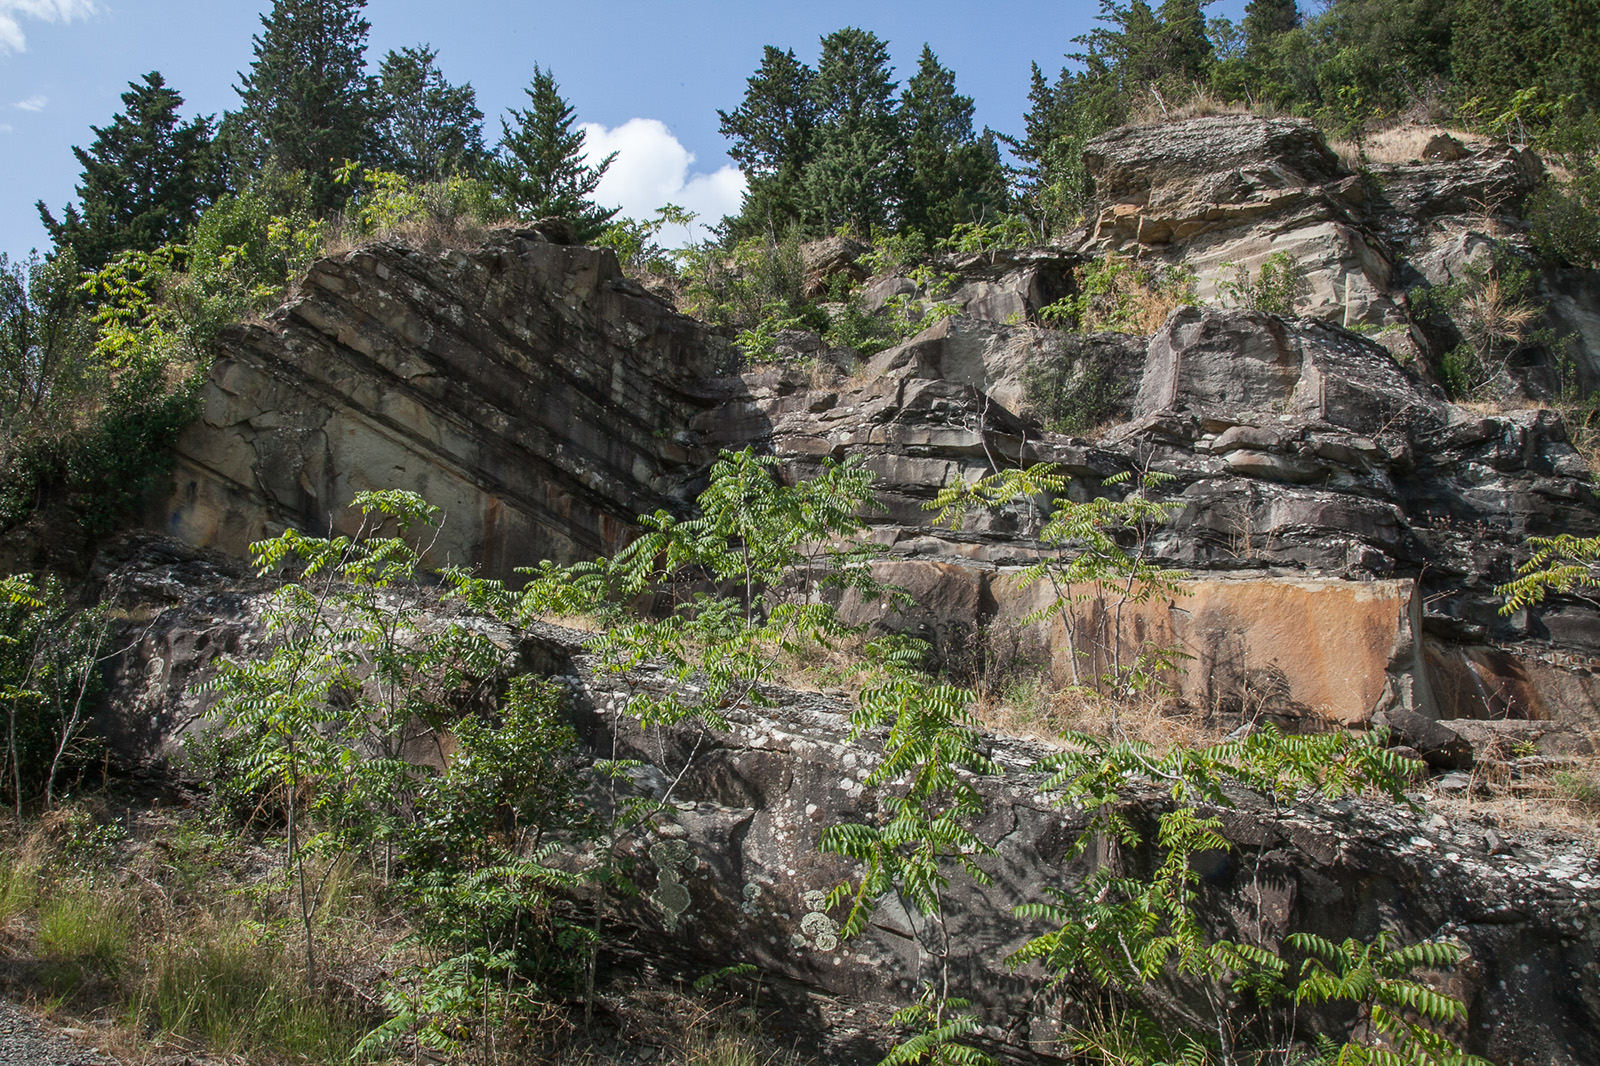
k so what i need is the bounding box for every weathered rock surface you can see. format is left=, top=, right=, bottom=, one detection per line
left=1079, top=113, right=1600, bottom=396
left=86, top=127, right=1600, bottom=1061
left=89, top=550, right=1600, bottom=1066
left=154, top=229, right=725, bottom=577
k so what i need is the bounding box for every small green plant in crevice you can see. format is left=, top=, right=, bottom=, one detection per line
left=1218, top=251, right=1310, bottom=317
left=1409, top=245, right=1546, bottom=399
left=1022, top=345, right=1125, bottom=435
left=1496, top=532, right=1600, bottom=613
left=1038, top=253, right=1195, bottom=335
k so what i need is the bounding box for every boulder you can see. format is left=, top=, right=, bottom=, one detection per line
left=1375, top=705, right=1474, bottom=769
left=800, top=236, right=870, bottom=299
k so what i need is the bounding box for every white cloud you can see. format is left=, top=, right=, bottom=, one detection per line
left=0, top=0, right=98, bottom=56
left=12, top=93, right=46, bottom=111
left=579, top=118, right=746, bottom=246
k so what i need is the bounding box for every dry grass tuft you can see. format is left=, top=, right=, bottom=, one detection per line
left=1330, top=124, right=1487, bottom=170
left=1128, top=87, right=1264, bottom=126
left=1428, top=748, right=1600, bottom=844
left=979, top=677, right=1224, bottom=754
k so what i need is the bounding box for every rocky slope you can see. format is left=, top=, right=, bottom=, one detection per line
left=113, top=113, right=1600, bottom=1061
left=89, top=540, right=1600, bottom=1065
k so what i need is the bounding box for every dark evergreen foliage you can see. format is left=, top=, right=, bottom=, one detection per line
left=375, top=45, right=488, bottom=180
left=802, top=27, right=903, bottom=234
left=898, top=46, right=1008, bottom=238
left=233, top=0, right=378, bottom=211
left=36, top=73, right=221, bottom=273
left=718, top=46, right=818, bottom=238
left=491, top=66, right=617, bottom=241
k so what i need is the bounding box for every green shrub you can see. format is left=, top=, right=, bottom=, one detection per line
left=1038, top=253, right=1195, bottom=334
left=1529, top=163, right=1600, bottom=270
left=1219, top=251, right=1310, bottom=317
left=1023, top=345, right=1125, bottom=434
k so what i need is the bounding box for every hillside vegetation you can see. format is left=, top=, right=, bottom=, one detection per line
left=1, top=1, right=1599, bottom=1064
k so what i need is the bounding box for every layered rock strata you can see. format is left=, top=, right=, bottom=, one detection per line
left=90, top=546, right=1600, bottom=1066
left=154, top=227, right=723, bottom=575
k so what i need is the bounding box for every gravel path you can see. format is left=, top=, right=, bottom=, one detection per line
left=0, top=1002, right=118, bottom=1066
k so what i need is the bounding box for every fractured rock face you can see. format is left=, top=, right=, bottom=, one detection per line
left=87, top=556, right=1600, bottom=1066
left=154, top=230, right=725, bottom=577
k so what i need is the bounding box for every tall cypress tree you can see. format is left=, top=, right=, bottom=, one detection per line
left=233, top=0, right=377, bottom=210
left=1242, top=0, right=1299, bottom=53
left=37, top=72, right=220, bottom=271
left=375, top=45, right=488, bottom=181
left=898, top=46, right=1007, bottom=238
left=718, top=46, right=818, bottom=238
left=802, top=27, right=902, bottom=235
left=492, top=66, right=617, bottom=241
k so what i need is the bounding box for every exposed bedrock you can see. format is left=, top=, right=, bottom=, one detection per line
left=86, top=554, right=1600, bottom=1066
left=153, top=227, right=727, bottom=575
left=145, top=184, right=1600, bottom=742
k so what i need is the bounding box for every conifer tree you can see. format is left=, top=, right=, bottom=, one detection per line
left=233, top=0, right=377, bottom=210
left=898, top=46, right=1007, bottom=238
left=718, top=46, right=818, bottom=238
left=1242, top=0, right=1299, bottom=53
left=492, top=66, right=617, bottom=241
left=37, top=72, right=220, bottom=272
left=802, top=27, right=902, bottom=235
left=375, top=45, right=488, bottom=180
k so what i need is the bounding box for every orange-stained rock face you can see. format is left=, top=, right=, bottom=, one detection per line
left=991, top=573, right=1420, bottom=727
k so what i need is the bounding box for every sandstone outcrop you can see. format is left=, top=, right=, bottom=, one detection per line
left=154, top=228, right=724, bottom=576
left=1079, top=114, right=1600, bottom=397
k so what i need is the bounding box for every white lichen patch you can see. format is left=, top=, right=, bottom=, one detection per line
left=649, top=839, right=694, bottom=931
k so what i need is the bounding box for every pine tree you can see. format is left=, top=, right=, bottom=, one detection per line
left=492, top=66, right=617, bottom=241
left=718, top=46, right=818, bottom=238
left=1000, top=61, right=1123, bottom=235
left=1242, top=0, right=1299, bottom=53
left=1079, top=0, right=1213, bottom=99
left=802, top=27, right=902, bottom=235
left=37, top=72, right=220, bottom=272
left=233, top=0, right=377, bottom=210
left=375, top=45, right=488, bottom=181
left=898, top=46, right=1006, bottom=238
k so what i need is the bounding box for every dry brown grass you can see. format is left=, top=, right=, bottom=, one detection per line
left=979, top=679, right=1225, bottom=753
left=1330, top=124, right=1487, bottom=170
left=1426, top=752, right=1600, bottom=845
left=1127, top=87, right=1267, bottom=126
left=319, top=213, right=514, bottom=259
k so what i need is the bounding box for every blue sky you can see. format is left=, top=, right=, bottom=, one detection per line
left=0, top=0, right=1248, bottom=259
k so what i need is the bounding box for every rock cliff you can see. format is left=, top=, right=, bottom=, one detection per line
left=109, top=112, right=1600, bottom=1063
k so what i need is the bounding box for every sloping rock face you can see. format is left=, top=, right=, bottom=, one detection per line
left=153, top=228, right=724, bottom=576
left=1078, top=114, right=1600, bottom=394
left=88, top=553, right=1600, bottom=1066
left=146, top=196, right=1600, bottom=740
left=1083, top=116, right=1400, bottom=332
left=705, top=301, right=1600, bottom=735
